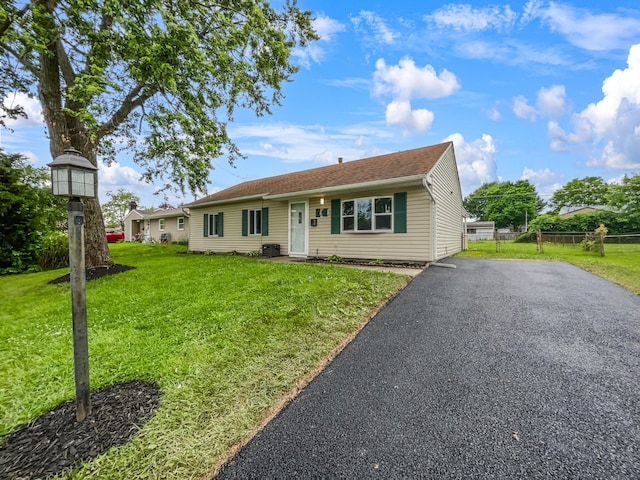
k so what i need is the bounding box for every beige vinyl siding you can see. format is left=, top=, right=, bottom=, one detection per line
left=429, top=145, right=464, bottom=259
left=309, top=185, right=433, bottom=262
left=124, top=211, right=144, bottom=241
left=189, top=200, right=289, bottom=254
left=149, top=216, right=188, bottom=243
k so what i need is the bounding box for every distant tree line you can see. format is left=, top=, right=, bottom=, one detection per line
left=464, top=173, right=640, bottom=235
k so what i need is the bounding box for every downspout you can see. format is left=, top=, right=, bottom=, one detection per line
left=422, top=174, right=437, bottom=261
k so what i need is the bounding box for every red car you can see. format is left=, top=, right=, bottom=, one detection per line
left=105, top=228, right=125, bottom=243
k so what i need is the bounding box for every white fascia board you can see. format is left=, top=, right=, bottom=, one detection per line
left=186, top=193, right=267, bottom=209
left=263, top=175, right=426, bottom=200
left=124, top=210, right=145, bottom=220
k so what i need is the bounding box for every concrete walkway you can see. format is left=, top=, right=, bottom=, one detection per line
left=217, top=258, right=640, bottom=478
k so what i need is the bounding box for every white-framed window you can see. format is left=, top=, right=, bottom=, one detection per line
left=178, top=217, right=185, bottom=230
left=249, top=209, right=262, bottom=235
left=159, top=218, right=165, bottom=231
left=209, top=213, right=219, bottom=236
left=342, top=196, right=392, bottom=232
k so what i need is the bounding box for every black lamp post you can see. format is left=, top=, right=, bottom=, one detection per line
left=48, top=148, right=98, bottom=422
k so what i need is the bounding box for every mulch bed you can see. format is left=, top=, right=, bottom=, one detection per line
left=0, top=264, right=153, bottom=478
left=48, top=264, right=135, bottom=284
left=0, top=381, right=161, bottom=480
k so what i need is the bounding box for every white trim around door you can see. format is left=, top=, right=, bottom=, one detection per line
left=289, top=200, right=308, bottom=257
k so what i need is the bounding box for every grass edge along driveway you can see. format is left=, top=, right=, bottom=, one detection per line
left=0, top=243, right=409, bottom=479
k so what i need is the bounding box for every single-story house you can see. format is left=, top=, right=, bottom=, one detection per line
left=559, top=206, right=605, bottom=218
left=124, top=205, right=190, bottom=243
left=465, top=221, right=495, bottom=240
left=184, top=142, right=465, bottom=263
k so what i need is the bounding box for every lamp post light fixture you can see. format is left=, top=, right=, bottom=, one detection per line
left=48, top=148, right=98, bottom=422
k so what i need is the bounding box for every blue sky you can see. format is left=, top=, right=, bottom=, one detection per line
left=3, top=0, right=640, bottom=208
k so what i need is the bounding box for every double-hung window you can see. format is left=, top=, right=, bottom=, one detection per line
left=178, top=217, right=185, bottom=230
left=159, top=218, right=165, bottom=231
left=249, top=209, right=262, bottom=235
left=209, top=214, right=220, bottom=236
left=204, top=212, right=223, bottom=237
left=342, top=196, right=393, bottom=232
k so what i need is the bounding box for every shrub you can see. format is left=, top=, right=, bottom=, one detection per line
left=580, top=238, right=597, bottom=251
left=0, top=251, right=36, bottom=275
left=36, top=232, right=69, bottom=270
left=514, top=232, right=537, bottom=243
left=324, top=255, right=343, bottom=263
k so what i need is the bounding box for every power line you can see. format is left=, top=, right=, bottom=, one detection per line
left=465, top=192, right=551, bottom=199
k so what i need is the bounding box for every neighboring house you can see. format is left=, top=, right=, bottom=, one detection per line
left=559, top=206, right=605, bottom=218
left=466, top=221, right=495, bottom=240
left=124, top=206, right=190, bottom=243
left=184, top=142, right=465, bottom=262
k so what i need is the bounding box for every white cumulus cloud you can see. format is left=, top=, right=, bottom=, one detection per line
left=313, top=14, right=346, bottom=41
left=443, top=132, right=498, bottom=196
left=385, top=100, right=434, bottom=135
left=537, top=85, right=568, bottom=118
left=549, top=43, right=640, bottom=169
left=513, top=95, right=537, bottom=121
left=513, top=84, right=569, bottom=122
left=2, top=92, right=44, bottom=127
left=373, top=57, right=460, bottom=136
left=373, top=57, right=460, bottom=100
left=520, top=167, right=563, bottom=199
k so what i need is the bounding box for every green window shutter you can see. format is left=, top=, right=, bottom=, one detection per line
left=394, top=192, right=407, bottom=233
left=261, top=207, right=269, bottom=236
left=331, top=199, right=341, bottom=234
left=241, top=209, right=248, bottom=236
left=203, top=214, right=209, bottom=237
left=217, top=212, right=224, bottom=237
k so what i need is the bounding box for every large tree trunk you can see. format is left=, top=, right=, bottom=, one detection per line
left=83, top=196, right=114, bottom=267
left=65, top=146, right=114, bottom=268
left=37, top=1, right=114, bottom=268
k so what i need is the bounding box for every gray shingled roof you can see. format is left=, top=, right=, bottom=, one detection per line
left=185, top=142, right=451, bottom=207
left=130, top=207, right=187, bottom=219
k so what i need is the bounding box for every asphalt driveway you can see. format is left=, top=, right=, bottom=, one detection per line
left=217, top=258, right=640, bottom=478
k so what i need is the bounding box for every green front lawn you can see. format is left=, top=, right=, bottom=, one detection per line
left=457, top=240, right=640, bottom=294
left=0, top=243, right=408, bottom=479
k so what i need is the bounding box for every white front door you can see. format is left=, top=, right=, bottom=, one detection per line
left=289, top=201, right=308, bottom=256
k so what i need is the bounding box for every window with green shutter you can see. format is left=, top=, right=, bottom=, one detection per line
left=203, top=214, right=209, bottom=237
left=340, top=196, right=393, bottom=232
left=332, top=193, right=406, bottom=233
left=244, top=209, right=263, bottom=235
left=206, top=213, right=224, bottom=237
